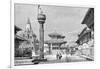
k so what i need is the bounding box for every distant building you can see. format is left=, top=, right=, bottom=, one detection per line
left=45, top=32, right=67, bottom=55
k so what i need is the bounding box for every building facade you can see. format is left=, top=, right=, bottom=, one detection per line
left=15, top=18, right=39, bottom=57
left=76, top=8, right=94, bottom=59
left=14, top=25, right=28, bottom=57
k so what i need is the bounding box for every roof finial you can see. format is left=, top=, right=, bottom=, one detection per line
left=27, top=17, right=31, bottom=24
left=38, top=5, right=43, bottom=14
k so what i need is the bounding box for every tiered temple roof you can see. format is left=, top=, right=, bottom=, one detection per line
left=45, top=32, right=67, bottom=44
left=48, top=32, right=65, bottom=38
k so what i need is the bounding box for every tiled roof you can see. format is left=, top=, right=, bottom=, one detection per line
left=15, top=35, right=27, bottom=41
left=19, top=41, right=34, bottom=48
left=45, top=39, right=67, bottom=44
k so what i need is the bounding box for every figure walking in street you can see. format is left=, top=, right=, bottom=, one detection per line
left=56, top=52, right=59, bottom=60
left=56, top=52, right=62, bottom=60
left=59, top=52, right=62, bottom=60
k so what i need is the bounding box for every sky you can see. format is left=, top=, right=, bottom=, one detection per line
left=15, top=3, right=89, bottom=43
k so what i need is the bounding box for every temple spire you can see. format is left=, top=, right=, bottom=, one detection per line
left=25, top=18, right=32, bottom=32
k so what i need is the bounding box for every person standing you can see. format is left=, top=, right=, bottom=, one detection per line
left=59, top=52, right=62, bottom=60
left=56, top=52, right=59, bottom=60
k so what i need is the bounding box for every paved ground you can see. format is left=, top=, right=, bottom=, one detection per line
left=15, top=54, right=89, bottom=66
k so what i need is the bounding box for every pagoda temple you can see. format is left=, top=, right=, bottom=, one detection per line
left=45, top=32, right=67, bottom=55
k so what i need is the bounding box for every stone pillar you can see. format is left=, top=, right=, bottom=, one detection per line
left=39, top=24, right=44, bottom=58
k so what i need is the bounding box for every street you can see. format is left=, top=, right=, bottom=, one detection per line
left=15, top=54, right=88, bottom=66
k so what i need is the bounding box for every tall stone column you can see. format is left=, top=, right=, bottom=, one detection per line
left=37, top=5, right=46, bottom=59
